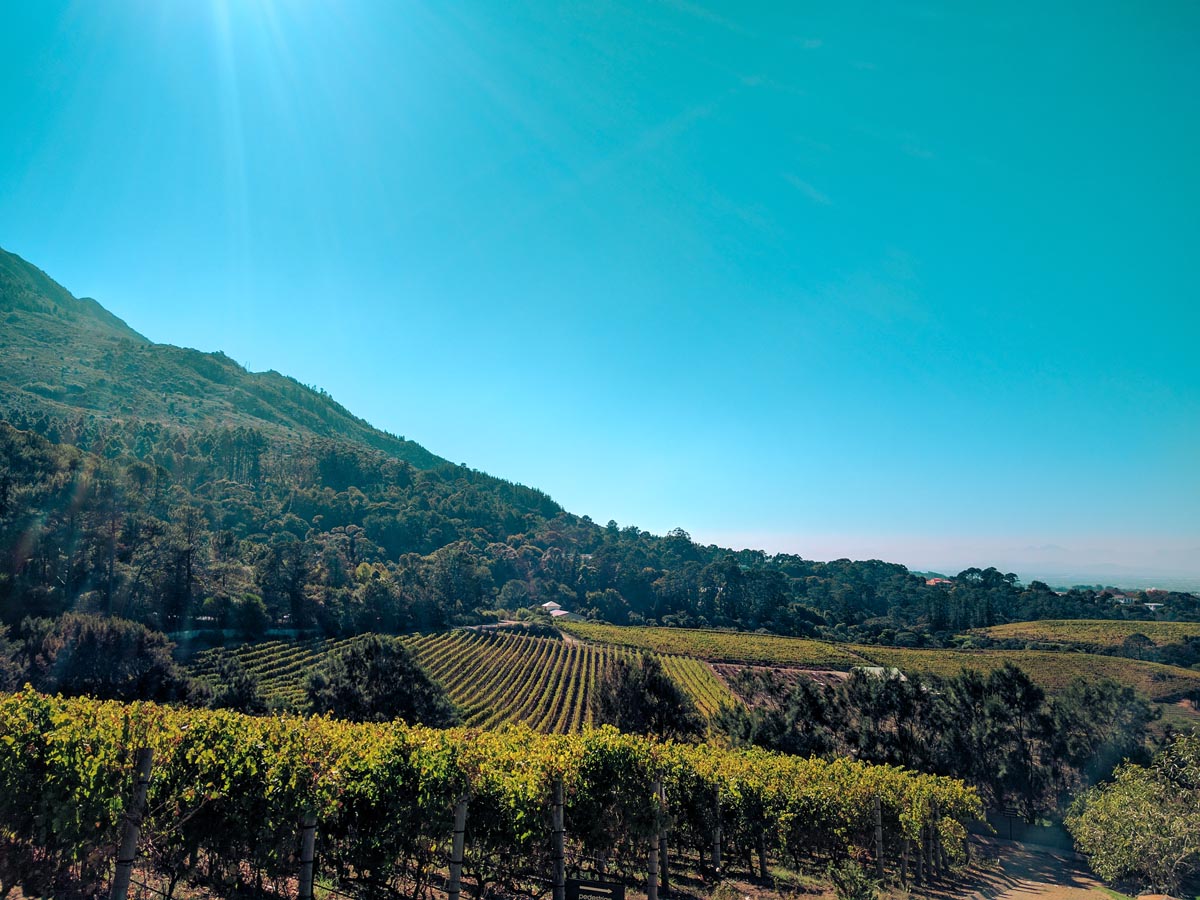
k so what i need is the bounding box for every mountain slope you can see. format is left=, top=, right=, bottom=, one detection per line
left=1, top=246, right=1195, bottom=648
left=0, top=246, right=445, bottom=469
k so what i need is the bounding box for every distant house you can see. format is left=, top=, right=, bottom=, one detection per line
left=540, top=601, right=562, bottom=611
left=550, top=608, right=571, bottom=618
left=1144, top=602, right=1164, bottom=612
left=925, top=578, right=953, bottom=587
left=1110, top=594, right=1134, bottom=605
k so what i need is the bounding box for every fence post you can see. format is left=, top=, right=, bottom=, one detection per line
left=657, top=778, right=670, bottom=897
left=111, top=747, right=154, bottom=900
left=448, top=795, right=469, bottom=900
left=553, top=777, right=566, bottom=900
left=873, top=795, right=884, bottom=880
left=297, top=812, right=317, bottom=900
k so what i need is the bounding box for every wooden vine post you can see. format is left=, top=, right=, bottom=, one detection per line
left=448, top=795, right=469, bottom=900
left=552, top=777, right=566, bottom=900
left=873, top=794, right=884, bottom=880
left=648, top=826, right=660, bottom=900
left=111, top=747, right=154, bottom=900
left=297, top=812, right=317, bottom=900
left=922, top=822, right=933, bottom=882
left=712, top=790, right=722, bottom=876
left=934, top=799, right=948, bottom=875
left=657, top=778, right=670, bottom=896
left=914, top=831, right=924, bottom=887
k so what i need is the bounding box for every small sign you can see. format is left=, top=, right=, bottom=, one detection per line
left=566, top=878, right=625, bottom=900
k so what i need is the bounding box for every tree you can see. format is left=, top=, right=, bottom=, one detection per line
left=842, top=668, right=937, bottom=771
left=1048, top=678, right=1156, bottom=791
left=17, top=613, right=195, bottom=702
left=1066, top=732, right=1200, bottom=895
left=715, top=670, right=842, bottom=757
left=208, top=651, right=267, bottom=714
left=306, top=634, right=458, bottom=725
left=592, top=653, right=703, bottom=740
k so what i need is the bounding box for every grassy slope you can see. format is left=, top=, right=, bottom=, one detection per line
left=975, top=619, right=1200, bottom=649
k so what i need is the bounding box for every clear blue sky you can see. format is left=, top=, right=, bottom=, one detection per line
left=2, top=1, right=1198, bottom=582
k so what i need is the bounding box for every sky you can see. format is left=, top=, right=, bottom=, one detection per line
left=1, top=1, right=1198, bottom=585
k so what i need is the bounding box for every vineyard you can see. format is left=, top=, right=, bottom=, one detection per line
left=191, top=624, right=1200, bottom=733
left=190, top=629, right=739, bottom=728
left=861, top=646, right=1200, bottom=703
left=0, top=687, right=983, bottom=900
left=190, top=636, right=358, bottom=709
left=556, top=623, right=1200, bottom=707
left=559, top=622, right=871, bottom=669
left=975, top=618, right=1200, bottom=649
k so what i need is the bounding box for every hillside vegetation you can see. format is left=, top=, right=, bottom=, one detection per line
left=561, top=622, right=1200, bottom=709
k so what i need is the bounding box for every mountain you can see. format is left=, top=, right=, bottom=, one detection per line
left=0, top=247, right=445, bottom=469
left=1, top=246, right=1195, bottom=643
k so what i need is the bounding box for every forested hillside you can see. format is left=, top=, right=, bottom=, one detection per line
left=2, top=246, right=1198, bottom=645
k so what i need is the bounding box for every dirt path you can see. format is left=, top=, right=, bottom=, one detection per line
left=918, top=838, right=1113, bottom=900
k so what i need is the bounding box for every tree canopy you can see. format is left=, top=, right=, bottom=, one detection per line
left=592, top=653, right=704, bottom=740
left=306, top=633, right=458, bottom=726
left=1067, top=731, right=1200, bottom=895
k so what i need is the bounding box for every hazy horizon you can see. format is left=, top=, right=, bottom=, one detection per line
left=2, top=2, right=1196, bottom=583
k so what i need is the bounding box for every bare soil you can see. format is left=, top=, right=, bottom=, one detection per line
left=903, top=837, right=1114, bottom=900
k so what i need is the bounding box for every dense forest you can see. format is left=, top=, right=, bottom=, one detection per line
left=4, top=418, right=1198, bottom=651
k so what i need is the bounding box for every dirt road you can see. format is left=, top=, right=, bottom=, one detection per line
left=929, top=838, right=1116, bottom=900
